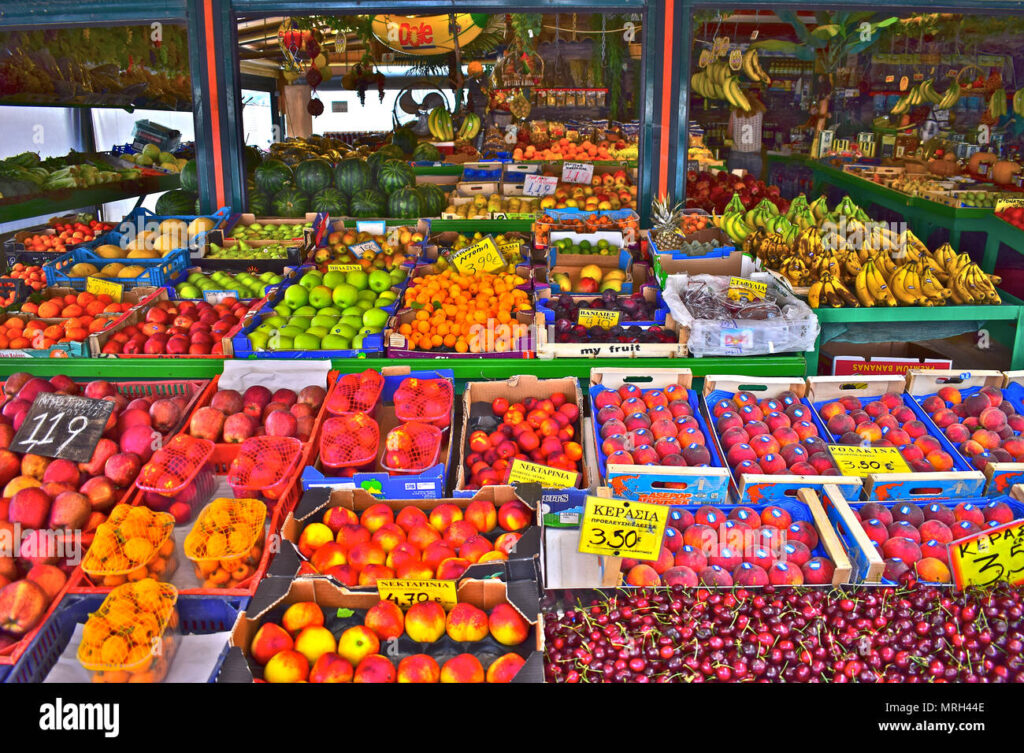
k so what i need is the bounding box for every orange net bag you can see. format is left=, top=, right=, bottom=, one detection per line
left=77, top=579, right=179, bottom=683
left=380, top=421, right=443, bottom=475
left=184, top=498, right=267, bottom=589
left=319, top=414, right=379, bottom=473
left=82, top=504, right=177, bottom=587
left=325, top=369, right=384, bottom=416
left=393, top=377, right=453, bottom=429
left=226, top=435, right=303, bottom=500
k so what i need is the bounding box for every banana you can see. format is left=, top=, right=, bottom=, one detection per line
left=854, top=266, right=875, bottom=307
left=457, top=112, right=481, bottom=140
left=866, top=260, right=898, bottom=306
left=936, top=81, right=960, bottom=110
left=808, top=280, right=823, bottom=309
left=917, top=262, right=949, bottom=303
left=830, top=276, right=860, bottom=307
left=724, top=77, right=750, bottom=111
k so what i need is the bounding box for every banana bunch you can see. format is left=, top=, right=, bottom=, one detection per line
left=741, top=48, right=771, bottom=86
left=456, top=112, right=481, bottom=141
left=935, top=81, right=961, bottom=110
left=722, top=76, right=751, bottom=111
left=1014, top=89, right=1024, bottom=118
left=889, top=262, right=946, bottom=306
left=808, top=273, right=859, bottom=308
left=721, top=211, right=754, bottom=243
left=989, top=88, right=1008, bottom=120
left=780, top=256, right=813, bottom=287
left=933, top=249, right=1002, bottom=305
left=428, top=107, right=454, bottom=140
left=794, top=227, right=824, bottom=260
left=854, top=259, right=897, bottom=307
left=919, top=79, right=942, bottom=105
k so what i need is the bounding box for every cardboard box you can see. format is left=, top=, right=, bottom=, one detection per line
left=301, top=367, right=454, bottom=498
left=651, top=247, right=752, bottom=287
left=703, top=375, right=863, bottom=503
left=219, top=577, right=543, bottom=683
left=589, top=368, right=730, bottom=504
left=822, top=341, right=954, bottom=376
left=281, top=484, right=543, bottom=587
left=454, top=376, right=592, bottom=525
left=534, top=312, right=688, bottom=360
left=806, top=375, right=986, bottom=501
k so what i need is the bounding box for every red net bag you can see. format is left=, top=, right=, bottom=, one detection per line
left=135, top=434, right=215, bottom=522
left=380, top=421, right=443, bottom=475
left=227, top=435, right=303, bottom=500
left=325, top=369, right=385, bottom=416
left=320, top=414, right=379, bottom=475
left=393, top=377, right=454, bottom=429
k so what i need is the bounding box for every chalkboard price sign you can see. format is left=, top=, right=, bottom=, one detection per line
left=11, top=393, right=115, bottom=463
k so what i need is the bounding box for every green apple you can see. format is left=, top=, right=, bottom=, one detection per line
left=322, top=271, right=346, bottom=289
left=178, top=284, right=200, bottom=298
left=273, top=303, right=292, bottom=318
left=248, top=331, right=270, bottom=350
left=342, top=316, right=364, bottom=331
left=351, top=333, right=367, bottom=349
left=305, top=326, right=329, bottom=339
left=330, top=322, right=357, bottom=339
left=292, top=305, right=318, bottom=318
left=368, top=270, right=392, bottom=292
left=287, top=316, right=312, bottom=331
left=311, top=314, right=338, bottom=329
left=362, top=308, right=388, bottom=328
left=376, top=291, right=397, bottom=305
left=299, top=271, right=323, bottom=290
left=317, top=306, right=341, bottom=318
left=268, top=333, right=294, bottom=349
left=279, top=325, right=305, bottom=339
left=293, top=333, right=321, bottom=350
left=321, top=334, right=351, bottom=349
left=263, top=315, right=287, bottom=329
left=356, top=289, right=378, bottom=303
left=355, top=300, right=373, bottom=312
left=283, top=284, right=308, bottom=309
left=309, top=285, right=333, bottom=309
left=346, top=270, right=369, bottom=291
left=359, top=325, right=382, bottom=335
left=188, top=271, right=205, bottom=284
left=331, top=283, right=358, bottom=309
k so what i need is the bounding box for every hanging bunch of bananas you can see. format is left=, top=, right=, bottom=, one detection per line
left=808, top=273, right=859, bottom=308
left=989, top=88, right=1008, bottom=120
left=936, top=81, right=961, bottom=110
left=1013, top=88, right=1024, bottom=118
left=692, top=61, right=751, bottom=111
left=741, top=48, right=771, bottom=86
left=428, top=107, right=454, bottom=140
left=456, top=112, right=481, bottom=142
left=890, top=81, right=942, bottom=116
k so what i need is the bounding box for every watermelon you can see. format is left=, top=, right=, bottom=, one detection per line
left=180, top=159, right=198, bottom=192
left=155, top=189, right=199, bottom=216
left=350, top=189, right=386, bottom=218
left=377, top=159, right=415, bottom=194
left=311, top=187, right=349, bottom=215
left=254, top=159, right=293, bottom=195
left=334, top=158, right=372, bottom=196
left=391, top=126, right=418, bottom=156
left=377, top=144, right=405, bottom=160
left=387, top=186, right=422, bottom=219
left=272, top=187, right=310, bottom=217
left=294, top=158, right=333, bottom=195
left=248, top=191, right=271, bottom=215
left=412, top=142, right=442, bottom=162
left=416, top=183, right=446, bottom=217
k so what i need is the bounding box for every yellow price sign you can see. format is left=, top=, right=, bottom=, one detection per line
left=949, top=520, right=1024, bottom=590
left=827, top=445, right=910, bottom=477
left=578, top=496, right=668, bottom=560
left=452, top=237, right=505, bottom=274
left=327, top=263, right=362, bottom=272
left=85, top=276, right=124, bottom=303
left=507, top=458, right=580, bottom=488
left=377, top=579, right=457, bottom=610
left=995, top=198, right=1024, bottom=212
left=577, top=308, right=620, bottom=329
left=728, top=277, right=767, bottom=300
left=498, top=241, right=524, bottom=264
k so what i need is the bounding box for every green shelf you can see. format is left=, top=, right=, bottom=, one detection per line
left=0, top=174, right=181, bottom=224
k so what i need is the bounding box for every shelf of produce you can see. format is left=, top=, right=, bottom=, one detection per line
left=0, top=355, right=807, bottom=383
left=807, top=289, right=1024, bottom=376
left=0, top=173, right=181, bottom=224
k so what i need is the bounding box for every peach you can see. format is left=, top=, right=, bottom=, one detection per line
left=913, top=435, right=941, bottom=455
left=435, top=557, right=470, bottom=580
left=309, top=652, right=354, bottom=683
left=750, top=434, right=781, bottom=458
left=839, top=396, right=862, bottom=412
left=497, top=500, right=532, bottom=531
left=336, top=625, right=380, bottom=666
left=971, top=429, right=1001, bottom=450
left=394, top=506, right=429, bottom=533
left=397, top=654, right=441, bottom=683
left=322, top=507, right=359, bottom=534
left=937, top=386, right=962, bottom=404
left=348, top=542, right=387, bottom=571
left=386, top=542, right=420, bottom=571
left=944, top=423, right=971, bottom=444
left=263, top=648, right=309, bottom=683
left=768, top=561, right=804, bottom=585
left=793, top=421, right=819, bottom=440
left=324, top=564, right=359, bottom=587
left=372, top=523, right=406, bottom=553
left=925, top=450, right=955, bottom=472
left=726, top=443, right=757, bottom=468
left=960, top=439, right=985, bottom=458
left=446, top=603, right=490, bottom=642
left=0, top=579, right=49, bottom=635
left=494, top=532, right=522, bottom=556
left=351, top=654, right=395, bottom=683
left=294, top=625, right=337, bottom=664
left=882, top=536, right=922, bottom=563
left=428, top=503, right=463, bottom=532
left=364, top=600, right=405, bottom=641
left=79, top=476, right=118, bottom=512
left=406, top=523, right=442, bottom=552
left=954, top=502, right=986, bottom=526
left=818, top=401, right=845, bottom=420
left=916, top=557, right=951, bottom=583
left=964, top=394, right=991, bottom=417
left=405, top=601, right=446, bottom=643
left=802, top=558, right=836, bottom=585
left=459, top=535, right=493, bottom=564
left=356, top=503, right=392, bottom=533
left=860, top=502, right=893, bottom=525
left=983, top=501, right=1015, bottom=525
left=861, top=518, right=889, bottom=546
left=298, top=522, right=334, bottom=558
left=921, top=540, right=949, bottom=562
left=8, top=487, right=51, bottom=529
left=281, top=601, right=324, bottom=636
left=335, top=524, right=372, bottom=552
left=486, top=652, right=526, bottom=683
left=440, top=653, right=485, bottom=683
left=250, top=622, right=294, bottom=665
left=855, top=422, right=883, bottom=442
left=699, top=564, right=734, bottom=586
left=488, top=603, right=529, bottom=646
left=719, top=426, right=750, bottom=451
left=310, top=542, right=348, bottom=573
left=443, top=519, right=478, bottom=549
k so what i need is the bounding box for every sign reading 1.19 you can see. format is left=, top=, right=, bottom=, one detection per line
left=10, top=393, right=115, bottom=463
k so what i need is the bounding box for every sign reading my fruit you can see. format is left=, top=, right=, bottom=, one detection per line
left=827, top=445, right=911, bottom=477
left=507, top=458, right=580, bottom=488
left=523, top=174, right=559, bottom=197
left=561, top=162, right=595, bottom=185
left=452, top=237, right=505, bottom=275
left=377, top=579, right=457, bottom=609
left=577, top=308, right=620, bottom=329
left=948, top=519, right=1024, bottom=590
left=85, top=276, right=123, bottom=303
left=11, top=392, right=115, bottom=464
left=578, top=495, right=668, bottom=560
left=350, top=240, right=383, bottom=259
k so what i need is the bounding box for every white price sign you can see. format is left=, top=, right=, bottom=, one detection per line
left=561, top=162, right=595, bottom=185
left=523, top=174, right=559, bottom=196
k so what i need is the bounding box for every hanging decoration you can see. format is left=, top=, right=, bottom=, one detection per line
left=370, top=14, right=490, bottom=56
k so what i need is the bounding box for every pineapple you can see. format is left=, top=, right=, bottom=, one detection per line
left=651, top=196, right=685, bottom=251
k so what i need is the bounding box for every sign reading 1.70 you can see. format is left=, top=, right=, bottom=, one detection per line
left=10, top=393, right=115, bottom=463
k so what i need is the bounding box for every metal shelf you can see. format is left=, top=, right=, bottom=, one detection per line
left=0, top=174, right=181, bottom=223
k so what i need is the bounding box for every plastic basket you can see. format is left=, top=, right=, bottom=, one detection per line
left=227, top=435, right=303, bottom=501
left=5, top=594, right=247, bottom=684
left=393, top=376, right=454, bottom=429
left=320, top=414, right=380, bottom=473
left=0, top=277, right=27, bottom=309
left=380, top=422, right=443, bottom=475
left=184, top=498, right=268, bottom=590
left=325, top=369, right=385, bottom=416
left=76, top=580, right=179, bottom=682
left=45, top=247, right=190, bottom=290
left=135, top=434, right=216, bottom=522
left=81, top=504, right=177, bottom=586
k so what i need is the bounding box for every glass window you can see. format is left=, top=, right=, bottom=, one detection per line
left=0, top=106, right=81, bottom=159
left=91, top=108, right=196, bottom=151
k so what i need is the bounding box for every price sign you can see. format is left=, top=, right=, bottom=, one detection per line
left=948, top=520, right=1024, bottom=590
left=86, top=276, right=124, bottom=303
left=729, top=49, right=743, bottom=71
left=350, top=240, right=382, bottom=259
left=578, top=496, right=668, bottom=560
left=996, top=198, right=1024, bottom=212
left=899, top=76, right=909, bottom=91
left=827, top=445, right=911, bottom=477
left=728, top=277, right=767, bottom=300
left=507, top=458, right=580, bottom=488
left=498, top=241, right=524, bottom=264
left=451, top=236, right=505, bottom=274
left=577, top=308, right=620, bottom=329
left=561, top=162, right=595, bottom=185
left=11, top=393, right=116, bottom=463
left=377, top=579, right=457, bottom=609
left=523, top=174, right=558, bottom=196
left=202, top=289, right=236, bottom=304
left=327, top=263, right=362, bottom=272
left=356, top=221, right=386, bottom=236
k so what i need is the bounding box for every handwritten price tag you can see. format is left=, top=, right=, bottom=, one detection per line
left=327, top=263, right=362, bottom=272
left=350, top=240, right=382, bottom=259
left=523, top=174, right=558, bottom=196
left=561, top=162, right=595, bottom=185
left=577, top=308, right=620, bottom=329
left=11, top=393, right=115, bottom=463
left=578, top=496, right=668, bottom=560
left=949, top=520, right=1024, bottom=590
left=996, top=198, right=1024, bottom=212
left=828, top=445, right=911, bottom=477
left=507, top=458, right=580, bottom=488
left=452, top=237, right=506, bottom=274
left=728, top=277, right=767, bottom=300
left=377, top=579, right=457, bottom=609
left=86, top=276, right=124, bottom=303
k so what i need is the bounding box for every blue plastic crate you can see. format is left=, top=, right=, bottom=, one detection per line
left=45, top=247, right=190, bottom=290
left=536, top=287, right=668, bottom=326
left=5, top=594, right=248, bottom=683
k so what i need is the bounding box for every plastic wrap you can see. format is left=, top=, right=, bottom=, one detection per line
left=663, top=273, right=819, bottom=357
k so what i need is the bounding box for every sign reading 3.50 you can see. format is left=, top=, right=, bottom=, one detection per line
left=578, top=496, right=668, bottom=560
